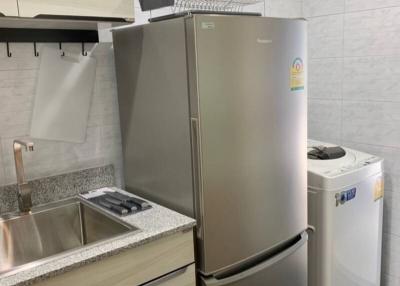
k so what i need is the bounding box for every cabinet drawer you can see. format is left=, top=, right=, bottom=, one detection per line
left=144, top=264, right=196, bottom=286
left=0, top=0, right=19, bottom=16
left=18, top=0, right=134, bottom=21
left=34, top=230, right=195, bottom=286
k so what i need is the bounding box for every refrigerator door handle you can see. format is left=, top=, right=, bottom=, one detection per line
left=191, top=117, right=204, bottom=239
left=203, top=232, right=308, bottom=286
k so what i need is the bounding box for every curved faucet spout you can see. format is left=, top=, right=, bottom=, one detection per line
left=13, top=140, right=34, bottom=213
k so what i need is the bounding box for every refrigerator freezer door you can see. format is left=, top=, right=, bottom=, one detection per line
left=189, top=15, right=308, bottom=274
left=201, top=232, right=307, bottom=286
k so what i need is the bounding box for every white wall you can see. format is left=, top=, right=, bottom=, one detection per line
left=0, top=43, right=124, bottom=187
left=304, top=0, right=400, bottom=285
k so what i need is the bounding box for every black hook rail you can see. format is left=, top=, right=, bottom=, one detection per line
left=1, top=28, right=98, bottom=57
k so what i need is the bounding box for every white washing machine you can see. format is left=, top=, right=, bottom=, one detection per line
left=307, top=139, right=384, bottom=286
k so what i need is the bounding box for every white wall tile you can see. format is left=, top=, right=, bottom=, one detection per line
left=344, top=7, right=400, bottom=57
left=0, top=95, right=33, bottom=113
left=0, top=56, right=40, bottom=71
left=303, top=0, right=345, bottom=17
left=242, top=2, right=265, bottom=15
left=346, top=0, right=400, bottom=12
left=309, top=58, right=343, bottom=99
left=383, top=196, right=399, bottom=252
left=308, top=14, right=344, bottom=58
left=342, top=101, right=400, bottom=147
left=382, top=232, right=400, bottom=280
left=270, top=0, right=302, bottom=18
left=343, top=56, right=400, bottom=102
left=264, top=0, right=271, bottom=15
left=308, top=99, right=342, bottom=142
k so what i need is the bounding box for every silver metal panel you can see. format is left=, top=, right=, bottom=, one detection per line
left=112, top=19, right=195, bottom=217
left=191, top=15, right=307, bottom=274
left=201, top=232, right=308, bottom=286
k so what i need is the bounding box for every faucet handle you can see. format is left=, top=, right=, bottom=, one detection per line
left=27, top=143, right=34, bottom=152
left=13, top=140, right=34, bottom=152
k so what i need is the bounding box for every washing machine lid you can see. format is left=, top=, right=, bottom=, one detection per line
left=307, top=139, right=383, bottom=191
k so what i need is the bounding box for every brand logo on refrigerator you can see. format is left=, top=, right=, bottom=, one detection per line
left=256, top=38, right=272, bottom=44
left=201, top=22, right=215, bottom=30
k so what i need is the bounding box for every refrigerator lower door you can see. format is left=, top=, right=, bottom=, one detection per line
left=201, top=232, right=307, bottom=286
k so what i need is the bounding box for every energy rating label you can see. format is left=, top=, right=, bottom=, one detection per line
left=290, top=57, right=305, bottom=91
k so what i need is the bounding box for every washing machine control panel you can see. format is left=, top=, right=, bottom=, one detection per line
left=335, top=187, right=357, bottom=206
left=325, top=156, right=380, bottom=177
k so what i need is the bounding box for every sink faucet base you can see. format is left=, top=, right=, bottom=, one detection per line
left=13, top=140, right=34, bottom=213
left=18, top=183, right=33, bottom=213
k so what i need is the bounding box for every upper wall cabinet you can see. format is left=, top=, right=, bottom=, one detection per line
left=18, top=0, right=134, bottom=22
left=0, top=0, right=19, bottom=16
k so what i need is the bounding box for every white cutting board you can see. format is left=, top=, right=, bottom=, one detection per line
left=30, top=46, right=96, bottom=143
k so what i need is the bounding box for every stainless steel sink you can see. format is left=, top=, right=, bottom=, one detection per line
left=0, top=197, right=138, bottom=275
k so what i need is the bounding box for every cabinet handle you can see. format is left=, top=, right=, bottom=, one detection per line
left=143, top=266, right=189, bottom=286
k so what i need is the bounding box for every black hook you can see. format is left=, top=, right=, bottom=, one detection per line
left=59, top=42, right=65, bottom=56
left=81, top=42, right=87, bottom=56
left=33, top=42, right=39, bottom=57
left=6, top=42, right=11, bottom=57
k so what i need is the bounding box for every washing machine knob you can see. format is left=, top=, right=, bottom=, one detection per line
left=340, top=193, right=347, bottom=204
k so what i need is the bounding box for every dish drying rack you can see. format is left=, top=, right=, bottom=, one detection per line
left=172, top=0, right=263, bottom=12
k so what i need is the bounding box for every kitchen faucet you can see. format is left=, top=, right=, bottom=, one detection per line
left=13, top=140, right=34, bottom=213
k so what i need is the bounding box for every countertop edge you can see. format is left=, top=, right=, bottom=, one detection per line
left=0, top=188, right=196, bottom=286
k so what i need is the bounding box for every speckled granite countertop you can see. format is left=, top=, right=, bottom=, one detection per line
left=0, top=187, right=196, bottom=286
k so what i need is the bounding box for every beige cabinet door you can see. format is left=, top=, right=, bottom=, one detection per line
left=145, top=264, right=196, bottom=286
left=34, top=231, right=195, bottom=286
left=0, top=0, right=19, bottom=16
left=18, top=0, right=134, bottom=20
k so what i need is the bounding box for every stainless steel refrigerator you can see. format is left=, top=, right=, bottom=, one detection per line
left=112, top=12, right=308, bottom=286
